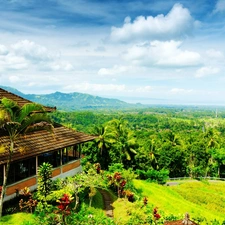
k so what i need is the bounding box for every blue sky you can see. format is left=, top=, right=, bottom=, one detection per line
left=0, top=0, right=225, bottom=105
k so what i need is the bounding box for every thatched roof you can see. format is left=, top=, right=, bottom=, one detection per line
left=0, top=88, right=56, bottom=112
left=0, top=123, right=96, bottom=165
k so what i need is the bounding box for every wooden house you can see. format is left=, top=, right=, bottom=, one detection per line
left=0, top=88, right=96, bottom=201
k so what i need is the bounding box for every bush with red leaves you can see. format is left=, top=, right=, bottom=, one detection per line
left=153, top=207, right=161, bottom=221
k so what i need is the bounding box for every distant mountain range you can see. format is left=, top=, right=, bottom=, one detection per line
left=0, top=86, right=145, bottom=111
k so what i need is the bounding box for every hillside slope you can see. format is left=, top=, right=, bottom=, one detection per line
left=132, top=180, right=225, bottom=222
left=0, top=86, right=144, bottom=111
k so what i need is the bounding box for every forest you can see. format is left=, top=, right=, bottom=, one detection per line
left=50, top=105, right=225, bottom=179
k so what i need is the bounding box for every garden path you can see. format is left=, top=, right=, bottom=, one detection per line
left=99, top=189, right=113, bottom=218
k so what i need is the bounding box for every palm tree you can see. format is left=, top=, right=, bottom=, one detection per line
left=0, top=97, right=53, bottom=218
left=108, top=118, right=137, bottom=167
left=93, top=124, right=116, bottom=155
left=204, top=128, right=220, bottom=176
left=91, top=124, right=116, bottom=169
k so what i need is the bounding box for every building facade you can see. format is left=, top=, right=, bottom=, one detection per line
left=0, top=88, right=95, bottom=201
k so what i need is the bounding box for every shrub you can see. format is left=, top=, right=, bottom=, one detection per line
left=136, top=169, right=169, bottom=184
left=37, top=162, right=53, bottom=201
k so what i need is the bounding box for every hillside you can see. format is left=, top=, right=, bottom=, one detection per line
left=0, top=86, right=145, bottom=111
left=112, top=180, right=225, bottom=224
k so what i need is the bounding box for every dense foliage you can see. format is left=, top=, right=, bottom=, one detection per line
left=2, top=106, right=225, bottom=224
left=51, top=107, right=225, bottom=178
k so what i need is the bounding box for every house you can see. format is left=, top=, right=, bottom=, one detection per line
left=0, top=88, right=96, bottom=201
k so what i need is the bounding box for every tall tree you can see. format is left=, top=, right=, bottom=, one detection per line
left=108, top=118, right=138, bottom=168
left=204, top=128, right=220, bottom=176
left=0, top=97, right=53, bottom=218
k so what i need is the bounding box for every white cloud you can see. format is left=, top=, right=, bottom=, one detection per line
left=0, top=40, right=74, bottom=72
left=123, top=40, right=201, bottom=67
left=11, top=40, right=53, bottom=62
left=135, top=86, right=152, bottom=93
left=170, top=88, right=193, bottom=94
left=0, top=53, right=28, bottom=71
left=49, top=61, right=74, bottom=71
left=63, top=83, right=154, bottom=96
left=195, top=66, right=220, bottom=78
left=0, top=45, right=9, bottom=55
left=98, top=65, right=128, bottom=75
left=110, top=3, right=198, bottom=42
left=213, top=0, right=225, bottom=13
left=206, top=49, right=224, bottom=59
left=64, top=83, right=126, bottom=93
left=9, top=75, right=20, bottom=83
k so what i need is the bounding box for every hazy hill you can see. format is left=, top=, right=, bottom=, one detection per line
left=0, top=86, right=144, bottom=111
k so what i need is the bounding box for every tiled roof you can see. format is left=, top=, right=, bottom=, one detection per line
left=0, top=87, right=96, bottom=165
left=0, top=88, right=56, bottom=112
left=0, top=124, right=96, bottom=165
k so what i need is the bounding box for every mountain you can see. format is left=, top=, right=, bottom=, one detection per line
left=0, top=86, right=145, bottom=111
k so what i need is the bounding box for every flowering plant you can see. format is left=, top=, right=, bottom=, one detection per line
left=153, top=207, right=161, bottom=224
left=108, top=172, right=127, bottom=197
left=57, top=193, right=73, bottom=215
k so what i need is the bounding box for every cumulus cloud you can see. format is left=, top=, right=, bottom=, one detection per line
left=0, top=53, right=28, bottom=71
left=195, top=66, right=220, bottom=78
left=0, top=40, right=74, bottom=72
left=123, top=40, right=201, bottom=67
left=213, top=0, right=225, bottom=13
left=11, top=40, right=53, bottom=61
left=110, top=3, right=198, bottom=43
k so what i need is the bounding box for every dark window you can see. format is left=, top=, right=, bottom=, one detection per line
left=7, top=157, right=36, bottom=185
left=38, top=150, right=61, bottom=168
left=62, top=145, right=79, bottom=165
left=0, top=165, right=3, bottom=186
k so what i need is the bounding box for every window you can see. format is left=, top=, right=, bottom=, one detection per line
left=62, top=145, right=80, bottom=165
left=7, top=157, right=36, bottom=185
left=38, top=150, right=61, bottom=168
left=0, top=165, right=3, bottom=186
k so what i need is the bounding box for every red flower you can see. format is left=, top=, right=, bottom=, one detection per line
left=154, top=213, right=161, bottom=220
left=153, top=207, right=161, bottom=220
left=58, top=204, right=65, bottom=210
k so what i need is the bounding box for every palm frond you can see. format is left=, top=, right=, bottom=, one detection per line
left=125, top=151, right=131, bottom=160
left=20, top=113, right=52, bottom=133
left=0, top=110, right=9, bottom=127
left=18, top=103, right=45, bottom=123
left=1, top=97, right=20, bottom=119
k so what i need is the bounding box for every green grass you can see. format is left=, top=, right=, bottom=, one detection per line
left=132, top=179, right=225, bottom=222
left=0, top=212, right=36, bottom=225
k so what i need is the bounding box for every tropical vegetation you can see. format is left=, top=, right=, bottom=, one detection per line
left=1, top=100, right=225, bottom=224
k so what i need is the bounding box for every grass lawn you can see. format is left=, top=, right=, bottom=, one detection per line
left=0, top=212, right=36, bottom=225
